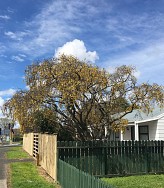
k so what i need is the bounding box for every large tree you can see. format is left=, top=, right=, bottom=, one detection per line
left=3, top=55, right=164, bottom=140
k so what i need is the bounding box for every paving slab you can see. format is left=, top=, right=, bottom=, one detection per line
left=0, top=147, right=8, bottom=188
left=0, top=179, right=7, bottom=188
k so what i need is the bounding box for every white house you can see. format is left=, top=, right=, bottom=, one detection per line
left=119, top=107, right=164, bottom=141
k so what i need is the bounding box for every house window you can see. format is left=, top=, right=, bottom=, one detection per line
left=115, top=132, right=119, bottom=141
left=139, top=126, right=149, bottom=140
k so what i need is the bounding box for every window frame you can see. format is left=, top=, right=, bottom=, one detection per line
left=139, top=125, right=149, bottom=140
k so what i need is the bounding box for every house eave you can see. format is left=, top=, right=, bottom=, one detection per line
left=127, top=118, right=157, bottom=125
left=136, top=118, right=158, bottom=124
left=128, top=121, right=135, bottom=126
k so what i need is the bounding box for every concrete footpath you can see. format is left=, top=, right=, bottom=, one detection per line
left=0, top=144, right=34, bottom=188
left=0, top=146, right=8, bottom=188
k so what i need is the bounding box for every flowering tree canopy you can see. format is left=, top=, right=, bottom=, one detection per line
left=3, top=55, right=164, bottom=140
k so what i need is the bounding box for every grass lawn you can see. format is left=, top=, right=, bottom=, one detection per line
left=10, top=162, right=56, bottom=188
left=7, top=146, right=58, bottom=188
left=6, top=146, right=30, bottom=159
left=102, top=174, right=164, bottom=188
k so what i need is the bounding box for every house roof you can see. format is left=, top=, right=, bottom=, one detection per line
left=125, top=107, right=164, bottom=123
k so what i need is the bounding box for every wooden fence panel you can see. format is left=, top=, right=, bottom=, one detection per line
left=39, top=134, right=57, bottom=181
left=23, top=133, right=34, bottom=156
left=23, top=133, right=58, bottom=181
left=58, top=140, right=164, bottom=177
left=58, top=159, right=114, bottom=188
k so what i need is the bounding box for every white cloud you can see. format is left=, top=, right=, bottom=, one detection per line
left=134, top=70, right=141, bottom=79
left=105, top=12, right=164, bottom=53
left=0, top=15, right=10, bottom=20
left=19, top=54, right=26, bottom=58
left=0, top=44, right=6, bottom=53
left=55, top=39, right=99, bottom=63
left=7, top=7, right=14, bottom=14
left=0, top=89, right=16, bottom=97
left=0, top=97, right=4, bottom=106
left=0, top=55, right=7, bottom=58
left=4, top=31, right=17, bottom=39
left=108, top=42, right=164, bottom=66
left=106, top=41, right=164, bottom=84
left=15, top=1, right=83, bottom=55
left=11, top=55, right=24, bottom=62
left=25, top=85, right=30, bottom=90
left=4, top=1, right=100, bottom=57
left=0, top=97, right=5, bottom=118
left=0, top=89, right=17, bottom=118
left=4, top=31, right=30, bottom=41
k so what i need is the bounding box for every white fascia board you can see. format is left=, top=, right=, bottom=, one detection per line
left=136, top=118, right=158, bottom=124
left=128, top=122, right=135, bottom=126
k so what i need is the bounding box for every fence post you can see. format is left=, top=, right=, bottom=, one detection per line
left=54, top=133, right=57, bottom=182
left=36, top=153, right=40, bottom=166
left=104, top=141, right=108, bottom=175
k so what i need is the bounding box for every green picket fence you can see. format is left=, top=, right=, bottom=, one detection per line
left=57, top=140, right=164, bottom=176
left=57, top=159, right=114, bottom=188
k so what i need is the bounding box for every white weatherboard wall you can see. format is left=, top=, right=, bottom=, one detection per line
left=123, top=127, right=131, bottom=140
left=123, top=120, right=158, bottom=141
left=157, top=116, right=164, bottom=140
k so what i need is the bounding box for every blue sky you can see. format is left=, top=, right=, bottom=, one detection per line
left=0, top=0, right=164, bottom=116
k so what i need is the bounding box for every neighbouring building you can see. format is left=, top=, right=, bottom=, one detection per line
left=119, top=107, right=164, bottom=141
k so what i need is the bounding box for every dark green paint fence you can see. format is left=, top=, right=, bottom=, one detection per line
left=58, top=140, right=164, bottom=177
left=57, top=159, right=114, bottom=188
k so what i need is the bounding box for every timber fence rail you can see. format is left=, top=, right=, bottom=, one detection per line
left=58, top=140, right=164, bottom=177
left=58, top=159, right=114, bottom=188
